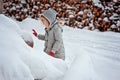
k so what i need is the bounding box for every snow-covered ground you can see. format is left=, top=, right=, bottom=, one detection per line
left=0, top=14, right=120, bottom=80
left=63, top=26, right=120, bottom=80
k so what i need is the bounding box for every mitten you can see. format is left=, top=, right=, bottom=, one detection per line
left=48, top=51, right=55, bottom=57
left=32, top=29, right=37, bottom=37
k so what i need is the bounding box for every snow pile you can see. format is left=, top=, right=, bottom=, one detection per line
left=0, top=14, right=67, bottom=80
left=1, top=14, right=120, bottom=80
left=0, top=15, right=33, bottom=80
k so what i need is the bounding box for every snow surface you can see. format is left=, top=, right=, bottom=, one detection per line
left=111, top=24, right=117, bottom=28
left=103, top=17, right=109, bottom=22
left=0, top=14, right=120, bottom=80
left=117, top=21, right=120, bottom=27
left=62, top=27, right=120, bottom=80
left=94, top=2, right=104, bottom=9
left=78, top=11, right=83, bottom=15
left=0, top=15, right=67, bottom=80
left=0, top=15, right=33, bottom=80
left=92, top=0, right=100, bottom=3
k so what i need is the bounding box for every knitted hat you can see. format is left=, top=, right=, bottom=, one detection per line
left=41, top=8, right=57, bottom=25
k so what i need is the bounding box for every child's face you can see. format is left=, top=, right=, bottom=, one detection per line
left=40, top=16, right=50, bottom=28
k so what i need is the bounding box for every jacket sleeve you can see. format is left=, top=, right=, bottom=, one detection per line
left=52, top=26, right=63, bottom=53
left=37, top=34, right=45, bottom=40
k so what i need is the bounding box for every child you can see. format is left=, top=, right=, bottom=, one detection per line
left=32, top=8, right=65, bottom=60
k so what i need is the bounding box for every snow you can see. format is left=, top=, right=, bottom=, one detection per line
left=21, top=0, right=26, bottom=4
left=0, top=15, right=33, bottom=80
left=33, top=6, right=39, bottom=9
left=103, top=17, right=109, bottom=22
left=92, top=0, right=100, bottom=3
left=78, top=11, right=83, bottom=15
left=81, top=1, right=87, bottom=3
left=110, top=13, right=119, bottom=20
left=89, top=22, right=94, bottom=28
left=23, top=8, right=28, bottom=12
left=98, top=18, right=102, bottom=20
left=94, top=3, right=104, bottom=9
left=0, top=14, right=120, bottom=80
left=113, top=0, right=117, bottom=2
left=69, top=15, right=74, bottom=18
left=113, top=13, right=119, bottom=17
left=21, top=30, right=33, bottom=42
left=11, top=6, right=16, bottom=10
left=0, top=14, right=67, bottom=80
left=63, top=27, right=120, bottom=80
left=16, top=5, right=20, bottom=9
left=117, top=21, right=120, bottom=27
left=111, top=24, right=116, bottom=28
left=66, top=4, right=72, bottom=9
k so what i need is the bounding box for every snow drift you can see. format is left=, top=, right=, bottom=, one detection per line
left=0, top=14, right=34, bottom=80
left=0, top=14, right=120, bottom=80
left=0, top=14, right=67, bottom=80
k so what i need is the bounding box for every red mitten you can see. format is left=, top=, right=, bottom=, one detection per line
left=48, top=51, right=55, bottom=57
left=32, top=29, right=37, bottom=37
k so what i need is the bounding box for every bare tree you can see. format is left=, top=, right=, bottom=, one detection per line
left=0, top=0, right=3, bottom=14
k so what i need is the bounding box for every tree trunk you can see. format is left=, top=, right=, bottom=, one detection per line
left=0, top=0, right=3, bottom=14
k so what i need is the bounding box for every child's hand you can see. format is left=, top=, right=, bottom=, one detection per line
left=48, top=51, right=55, bottom=57
left=32, top=29, right=37, bottom=37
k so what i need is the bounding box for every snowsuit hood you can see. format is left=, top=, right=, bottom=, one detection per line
left=41, top=8, right=57, bottom=26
